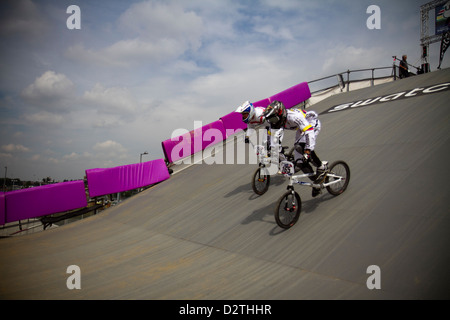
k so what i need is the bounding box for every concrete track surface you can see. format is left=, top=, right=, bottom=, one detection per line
left=1, top=69, right=449, bottom=300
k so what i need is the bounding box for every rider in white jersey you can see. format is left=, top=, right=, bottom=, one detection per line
left=296, top=110, right=322, bottom=168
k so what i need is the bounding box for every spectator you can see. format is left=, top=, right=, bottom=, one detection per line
left=399, top=55, right=409, bottom=79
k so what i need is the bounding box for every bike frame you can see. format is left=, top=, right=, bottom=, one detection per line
left=280, top=161, right=344, bottom=190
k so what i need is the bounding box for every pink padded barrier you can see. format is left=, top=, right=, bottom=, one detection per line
left=86, top=158, right=170, bottom=198
left=194, top=120, right=226, bottom=153
left=5, top=180, right=87, bottom=223
left=268, top=82, right=311, bottom=109
left=162, top=120, right=226, bottom=163
left=220, top=112, right=247, bottom=137
left=0, top=193, right=5, bottom=225
left=253, top=98, right=270, bottom=108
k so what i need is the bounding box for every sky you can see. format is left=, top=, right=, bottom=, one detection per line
left=1, top=0, right=448, bottom=182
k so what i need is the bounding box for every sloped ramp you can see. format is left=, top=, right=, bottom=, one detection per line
left=1, top=69, right=449, bottom=300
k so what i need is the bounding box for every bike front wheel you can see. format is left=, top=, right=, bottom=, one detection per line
left=252, top=167, right=270, bottom=195
left=325, top=160, right=350, bottom=196
left=275, top=190, right=302, bottom=229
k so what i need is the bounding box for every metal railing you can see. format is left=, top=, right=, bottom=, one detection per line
left=307, top=65, right=397, bottom=95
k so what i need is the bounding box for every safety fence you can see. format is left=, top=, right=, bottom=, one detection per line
left=308, top=66, right=396, bottom=96
left=0, top=159, right=170, bottom=228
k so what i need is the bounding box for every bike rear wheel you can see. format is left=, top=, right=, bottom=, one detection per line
left=252, top=167, right=270, bottom=195
left=325, top=160, right=350, bottom=196
left=275, top=190, right=301, bottom=229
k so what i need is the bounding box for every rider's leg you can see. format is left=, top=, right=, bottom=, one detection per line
left=299, top=160, right=321, bottom=197
left=271, top=128, right=286, bottom=169
left=270, top=128, right=284, bottom=153
left=294, top=143, right=321, bottom=197
left=311, top=151, right=322, bottom=167
left=293, top=142, right=305, bottom=172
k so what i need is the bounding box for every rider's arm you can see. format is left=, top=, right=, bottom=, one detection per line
left=315, top=119, right=321, bottom=136
left=246, top=126, right=255, bottom=141
left=292, top=113, right=315, bottom=151
left=303, top=127, right=316, bottom=152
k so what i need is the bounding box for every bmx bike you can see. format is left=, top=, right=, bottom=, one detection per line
left=274, top=159, right=350, bottom=229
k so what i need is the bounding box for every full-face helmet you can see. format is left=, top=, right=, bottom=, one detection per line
left=235, top=101, right=255, bottom=124
left=263, top=100, right=287, bottom=129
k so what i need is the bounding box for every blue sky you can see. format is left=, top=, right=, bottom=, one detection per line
left=0, top=0, right=447, bottom=181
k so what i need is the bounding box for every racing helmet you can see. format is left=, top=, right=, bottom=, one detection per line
left=235, top=101, right=255, bottom=124
left=263, top=100, right=287, bottom=129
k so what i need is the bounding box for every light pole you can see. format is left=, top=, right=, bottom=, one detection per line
left=3, top=166, right=7, bottom=193
left=140, top=151, right=148, bottom=163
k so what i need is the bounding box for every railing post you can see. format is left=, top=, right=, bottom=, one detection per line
left=371, top=69, right=374, bottom=86
left=346, top=70, right=350, bottom=92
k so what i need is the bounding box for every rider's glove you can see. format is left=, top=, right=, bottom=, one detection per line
left=244, top=136, right=249, bottom=144
left=303, top=149, right=311, bottom=162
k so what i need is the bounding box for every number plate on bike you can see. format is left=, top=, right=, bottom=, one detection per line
left=280, top=161, right=294, bottom=176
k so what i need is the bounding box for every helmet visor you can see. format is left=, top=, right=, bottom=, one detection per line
left=267, top=115, right=280, bottom=125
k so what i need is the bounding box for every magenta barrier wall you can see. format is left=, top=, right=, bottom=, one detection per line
left=193, top=120, right=226, bottom=153
left=253, top=98, right=271, bottom=108
left=4, top=180, right=87, bottom=224
left=268, top=82, right=311, bottom=109
left=219, top=112, right=247, bottom=137
left=0, top=193, right=5, bottom=225
left=86, top=158, right=170, bottom=198
left=162, top=120, right=226, bottom=163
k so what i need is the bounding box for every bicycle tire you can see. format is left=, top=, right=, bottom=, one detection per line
left=325, top=160, right=350, bottom=196
left=275, top=190, right=302, bottom=229
left=252, top=167, right=270, bottom=195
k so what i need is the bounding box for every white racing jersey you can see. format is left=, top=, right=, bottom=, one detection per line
left=284, top=109, right=316, bottom=151
left=297, top=110, right=321, bottom=146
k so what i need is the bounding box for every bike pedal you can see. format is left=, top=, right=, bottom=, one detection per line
left=315, top=171, right=328, bottom=184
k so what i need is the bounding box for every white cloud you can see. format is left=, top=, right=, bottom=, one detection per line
left=21, top=71, right=75, bottom=111
left=62, top=152, right=80, bottom=161
left=66, top=1, right=203, bottom=68
left=2, top=143, right=30, bottom=153
left=92, top=140, right=128, bottom=159
left=22, top=111, right=65, bottom=125
left=94, top=140, right=126, bottom=150
left=256, top=25, right=294, bottom=40
left=86, top=140, right=130, bottom=168
left=83, top=84, right=138, bottom=115
left=0, top=153, right=13, bottom=159
left=118, top=1, right=203, bottom=44
left=321, top=45, right=387, bottom=74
